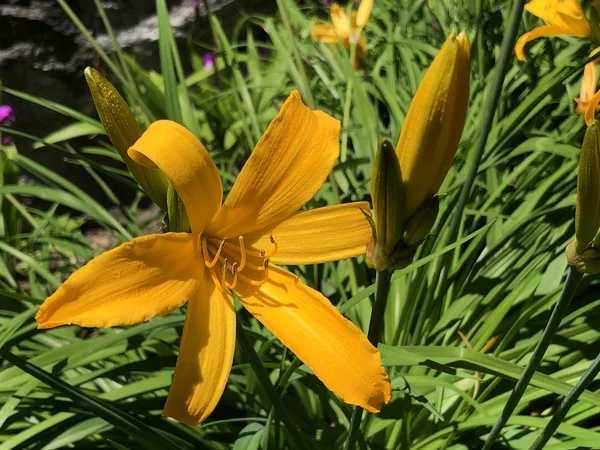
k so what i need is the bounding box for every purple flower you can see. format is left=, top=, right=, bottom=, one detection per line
left=203, top=52, right=215, bottom=71
left=0, top=105, right=16, bottom=125
left=2, top=136, right=12, bottom=146
left=194, top=0, right=200, bottom=16
left=322, top=0, right=330, bottom=5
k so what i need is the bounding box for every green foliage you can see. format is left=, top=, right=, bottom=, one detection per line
left=1, top=0, right=600, bottom=448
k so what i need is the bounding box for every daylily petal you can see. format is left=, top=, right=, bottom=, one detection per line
left=515, top=25, right=572, bottom=61
left=312, top=23, right=341, bottom=44
left=206, top=91, right=340, bottom=238
left=36, top=233, right=202, bottom=329
left=356, top=0, right=373, bottom=29
left=330, top=4, right=350, bottom=38
left=163, top=276, right=236, bottom=426
left=247, top=202, right=371, bottom=265
left=128, top=120, right=222, bottom=235
left=235, top=266, right=391, bottom=412
left=585, top=89, right=600, bottom=125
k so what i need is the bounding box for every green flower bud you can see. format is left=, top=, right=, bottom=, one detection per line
left=403, top=196, right=439, bottom=247
left=370, top=139, right=406, bottom=253
left=84, top=67, right=169, bottom=210
left=576, top=121, right=600, bottom=252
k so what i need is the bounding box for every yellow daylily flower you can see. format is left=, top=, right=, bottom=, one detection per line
left=35, top=91, right=391, bottom=426
left=312, top=0, right=373, bottom=68
left=576, top=47, right=600, bottom=121
left=396, top=32, right=471, bottom=221
left=516, top=0, right=593, bottom=61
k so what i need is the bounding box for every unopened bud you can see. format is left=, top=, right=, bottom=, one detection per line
left=166, top=182, right=190, bottom=233
left=396, top=31, right=470, bottom=220
left=403, top=196, right=439, bottom=247
left=84, top=67, right=169, bottom=210
left=576, top=121, right=600, bottom=252
left=371, top=139, right=405, bottom=253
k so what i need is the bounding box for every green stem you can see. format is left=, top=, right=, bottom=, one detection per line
left=340, top=42, right=357, bottom=163
left=344, top=269, right=393, bottom=450
left=481, top=266, right=583, bottom=450
left=411, top=0, right=527, bottom=344
left=235, top=321, right=306, bottom=450
left=530, top=352, right=600, bottom=449
left=0, top=348, right=182, bottom=450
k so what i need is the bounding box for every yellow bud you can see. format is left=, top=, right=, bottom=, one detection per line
left=403, top=196, right=439, bottom=247
left=576, top=121, right=600, bottom=252
left=84, top=67, right=169, bottom=210
left=370, top=139, right=405, bottom=252
left=396, top=31, right=471, bottom=219
left=166, top=183, right=190, bottom=233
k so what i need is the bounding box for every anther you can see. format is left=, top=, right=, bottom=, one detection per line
left=263, top=231, right=278, bottom=258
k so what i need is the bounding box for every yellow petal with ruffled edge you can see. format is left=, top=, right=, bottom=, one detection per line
left=128, top=121, right=222, bottom=235
left=163, top=276, right=236, bottom=425
left=206, top=91, right=340, bottom=238
left=235, top=265, right=391, bottom=412
left=36, top=233, right=202, bottom=329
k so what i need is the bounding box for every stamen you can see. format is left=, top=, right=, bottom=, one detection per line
left=238, top=236, right=247, bottom=272
left=203, top=238, right=227, bottom=268
left=208, top=266, right=224, bottom=292
left=237, top=260, right=270, bottom=287
left=262, top=231, right=278, bottom=258
left=224, top=263, right=239, bottom=290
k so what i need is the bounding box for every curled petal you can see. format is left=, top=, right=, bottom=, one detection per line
left=515, top=25, right=575, bottom=61
left=129, top=121, right=222, bottom=235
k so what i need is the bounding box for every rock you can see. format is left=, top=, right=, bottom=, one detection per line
left=0, top=0, right=274, bottom=203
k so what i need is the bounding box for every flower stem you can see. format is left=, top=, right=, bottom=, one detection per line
left=530, top=350, right=600, bottom=449
left=235, top=321, right=307, bottom=450
left=481, top=266, right=583, bottom=450
left=344, top=269, right=393, bottom=450
left=411, top=0, right=527, bottom=344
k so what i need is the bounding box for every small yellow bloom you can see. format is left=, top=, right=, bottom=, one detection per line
left=515, top=0, right=593, bottom=61
left=396, top=32, right=471, bottom=221
left=312, top=0, right=373, bottom=67
left=577, top=48, right=600, bottom=123
left=35, top=91, right=391, bottom=425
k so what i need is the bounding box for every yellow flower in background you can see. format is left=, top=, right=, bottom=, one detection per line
left=312, top=0, right=373, bottom=67
left=396, top=32, right=471, bottom=221
left=515, top=0, right=592, bottom=61
left=576, top=48, right=600, bottom=121
left=35, top=91, right=391, bottom=425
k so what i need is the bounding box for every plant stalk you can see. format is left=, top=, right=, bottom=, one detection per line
left=481, top=266, right=583, bottom=449
left=529, top=351, right=600, bottom=449
left=411, top=0, right=527, bottom=344
left=235, top=321, right=306, bottom=450
left=344, top=269, right=393, bottom=450
left=0, top=348, right=182, bottom=450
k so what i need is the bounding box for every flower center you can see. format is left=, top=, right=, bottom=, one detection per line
left=200, top=233, right=278, bottom=292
